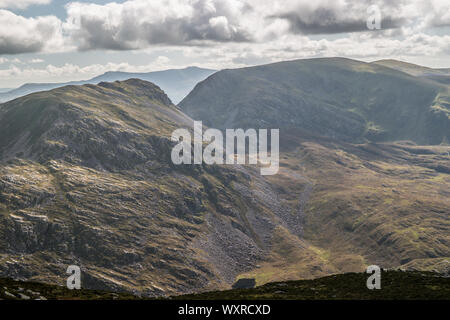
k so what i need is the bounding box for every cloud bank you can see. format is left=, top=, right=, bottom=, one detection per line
left=0, top=0, right=51, bottom=9
left=0, top=9, right=63, bottom=54
left=0, top=0, right=448, bottom=54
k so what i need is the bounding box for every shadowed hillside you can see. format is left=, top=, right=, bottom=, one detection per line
left=180, top=58, right=450, bottom=145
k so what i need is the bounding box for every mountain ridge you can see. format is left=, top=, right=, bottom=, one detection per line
left=372, top=59, right=450, bottom=76
left=0, top=66, right=216, bottom=105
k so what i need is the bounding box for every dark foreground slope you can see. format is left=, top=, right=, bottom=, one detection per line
left=179, top=270, right=450, bottom=300
left=180, top=58, right=450, bottom=145
left=1, top=270, right=449, bottom=300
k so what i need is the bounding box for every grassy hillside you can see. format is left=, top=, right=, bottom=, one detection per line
left=180, top=58, right=450, bottom=145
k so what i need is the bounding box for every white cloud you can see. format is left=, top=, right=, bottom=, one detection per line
left=0, top=0, right=51, bottom=9
left=0, top=9, right=65, bottom=54
left=154, top=55, right=171, bottom=65
left=177, top=29, right=450, bottom=71
left=29, top=58, right=44, bottom=63
left=1, top=0, right=449, bottom=55
left=419, top=0, right=450, bottom=28
left=63, top=0, right=257, bottom=50
left=0, top=56, right=183, bottom=87
left=61, top=0, right=450, bottom=50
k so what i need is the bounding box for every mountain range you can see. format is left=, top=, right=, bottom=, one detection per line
left=0, top=58, right=448, bottom=297
left=0, top=66, right=216, bottom=105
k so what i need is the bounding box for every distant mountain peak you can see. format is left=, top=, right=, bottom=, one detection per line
left=0, top=67, right=217, bottom=105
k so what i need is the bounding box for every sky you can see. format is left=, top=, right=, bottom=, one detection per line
left=0, top=0, right=449, bottom=88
